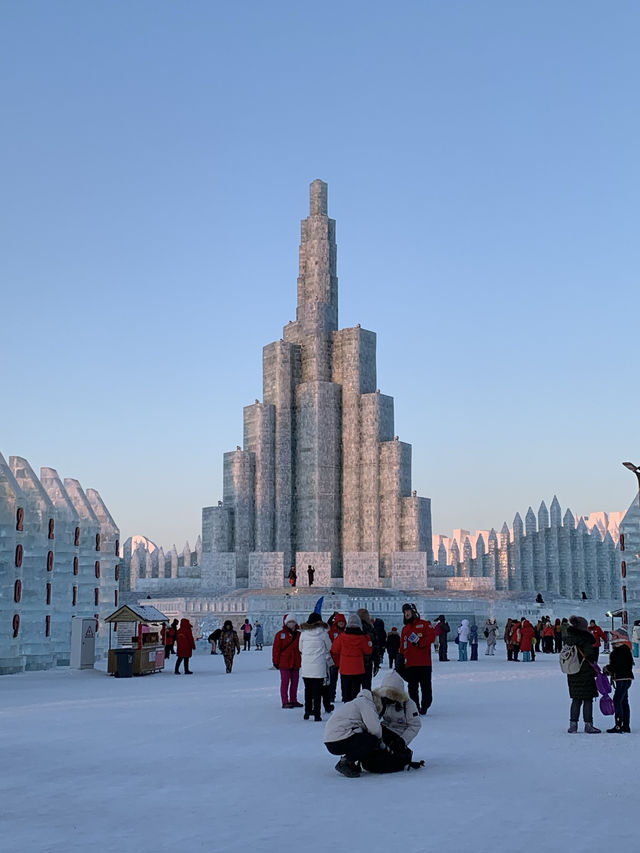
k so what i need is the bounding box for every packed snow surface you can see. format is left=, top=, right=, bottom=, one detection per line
left=1, top=645, right=635, bottom=852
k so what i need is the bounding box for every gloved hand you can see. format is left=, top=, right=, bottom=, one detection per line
left=407, top=760, right=425, bottom=770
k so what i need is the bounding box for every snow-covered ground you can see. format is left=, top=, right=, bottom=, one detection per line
left=2, top=644, right=635, bottom=852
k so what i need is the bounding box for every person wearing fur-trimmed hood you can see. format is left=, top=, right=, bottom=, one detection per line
left=372, top=670, right=421, bottom=745
left=299, top=613, right=332, bottom=721
left=323, top=688, right=382, bottom=777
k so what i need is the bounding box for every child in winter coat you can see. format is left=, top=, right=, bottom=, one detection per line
left=299, top=612, right=332, bottom=720
left=332, top=613, right=374, bottom=703
left=219, top=620, right=241, bottom=673
left=272, top=614, right=302, bottom=708
left=603, top=628, right=634, bottom=733
left=174, top=619, right=195, bottom=674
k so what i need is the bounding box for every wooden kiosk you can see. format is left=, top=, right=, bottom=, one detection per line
left=105, top=604, right=169, bottom=676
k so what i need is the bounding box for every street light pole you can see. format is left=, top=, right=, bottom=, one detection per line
left=620, top=462, right=640, bottom=631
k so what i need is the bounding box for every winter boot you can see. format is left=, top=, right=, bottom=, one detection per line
left=567, top=721, right=578, bottom=733
left=607, top=717, right=623, bottom=734
left=335, top=757, right=361, bottom=778
left=584, top=723, right=601, bottom=733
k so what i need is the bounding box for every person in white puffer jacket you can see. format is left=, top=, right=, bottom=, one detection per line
left=299, top=612, right=332, bottom=721
left=323, top=688, right=382, bottom=777
left=457, top=618, right=470, bottom=662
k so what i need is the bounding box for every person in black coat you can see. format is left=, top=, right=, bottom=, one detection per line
left=603, top=628, right=634, bottom=733
left=435, top=615, right=450, bottom=662
left=565, top=615, right=600, bottom=733
left=386, top=627, right=401, bottom=669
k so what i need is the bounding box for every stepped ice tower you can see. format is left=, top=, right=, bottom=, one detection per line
left=201, top=180, right=432, bottom=591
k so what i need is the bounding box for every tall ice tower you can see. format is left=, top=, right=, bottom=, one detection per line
left=202, top=180, right=432, bottom=590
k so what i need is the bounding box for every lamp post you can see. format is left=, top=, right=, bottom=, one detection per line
left=620, top=462, right=640, bottom=631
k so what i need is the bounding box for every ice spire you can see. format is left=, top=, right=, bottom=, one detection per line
left=294, top=179, right=338, bottom=381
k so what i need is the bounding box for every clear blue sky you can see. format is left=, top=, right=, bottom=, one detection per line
left=2, top=1, right=639, bottom=550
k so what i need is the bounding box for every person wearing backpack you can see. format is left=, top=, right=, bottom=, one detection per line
left=565, top=615, right=600, bottom=733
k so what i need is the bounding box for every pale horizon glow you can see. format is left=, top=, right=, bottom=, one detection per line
left=2, top=2, right=639, bottom=550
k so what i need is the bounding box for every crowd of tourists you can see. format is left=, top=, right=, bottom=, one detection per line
left=163, top=604, right=637, bottom=776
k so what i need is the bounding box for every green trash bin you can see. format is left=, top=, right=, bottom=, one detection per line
left=114, top=648, right=134, bottom=678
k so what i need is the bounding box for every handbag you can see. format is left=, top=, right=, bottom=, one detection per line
left=577, top=647, right=615, bottom=716
left=454, top=634, right=460, bottom=645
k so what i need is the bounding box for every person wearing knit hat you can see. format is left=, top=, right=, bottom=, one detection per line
left=299, top=612, right=332, bottom=721
left=565, top=615, right=600, bottom=733
left=272, top=614, right=302, bottom=708
left=604, top=627, right=634, bottom=733
left=331, top=613, right=373, bottom=702
left=569, top=615, right=588, bottom=631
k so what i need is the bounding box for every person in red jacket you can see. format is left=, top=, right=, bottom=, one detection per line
left=520, top=619, right=536, bottom=662
left=589, top=620, right=607, bottom=663
left=331, top=613, right=373, bottom=702
left=327, top=613, right=347, bottom=703
left=542, top=621, right=555, bottom=653
left=174, top=618, right=196, bottom=675
left=399, top=603, right=436, bottom=715
left=272, top=614, right=303, bottom=708
left=163, top=618, right=178, bottom=659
